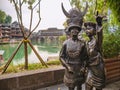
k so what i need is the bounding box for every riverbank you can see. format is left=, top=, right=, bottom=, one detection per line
left=0, top=60, right=61, bottom=73
left=0, top=40, right=20, bottom=45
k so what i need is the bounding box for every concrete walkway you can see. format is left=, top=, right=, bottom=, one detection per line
left=37, top=81, right=120, bottom=90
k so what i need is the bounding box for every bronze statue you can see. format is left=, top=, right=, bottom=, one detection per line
left=59, top=3, right=88, bottom=90
left=59, top=23, right=88, bottom=90
left=84, top=13, right=106, bottom=90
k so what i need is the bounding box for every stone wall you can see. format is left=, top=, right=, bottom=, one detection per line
left=0, top=66, right=65, bottom=90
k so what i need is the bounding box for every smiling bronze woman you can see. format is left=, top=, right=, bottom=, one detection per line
left=84, top=14, right=106, bottom=90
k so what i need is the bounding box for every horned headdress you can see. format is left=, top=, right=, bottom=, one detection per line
left=61, top=2, right=88, bottom=27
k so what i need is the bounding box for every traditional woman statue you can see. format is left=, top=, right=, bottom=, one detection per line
left=59, top=3, right=89, bottom=90
left=59, top=22, right=88, bottom=90
left=84, top=13, right=106, bottom=90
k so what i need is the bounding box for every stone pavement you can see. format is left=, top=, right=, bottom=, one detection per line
left=37, top=81, right=120, bottom=90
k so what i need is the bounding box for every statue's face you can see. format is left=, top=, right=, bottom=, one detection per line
left=70, top=28, right=79, bottom=36
left=85, top=25, right=95, bottom=37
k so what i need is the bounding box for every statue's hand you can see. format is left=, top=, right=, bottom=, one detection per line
left=67, top=66, right=74, bottom=74
left=95, top=11, right=103, bottom=26
left=96, top=15, right=103, bottom=25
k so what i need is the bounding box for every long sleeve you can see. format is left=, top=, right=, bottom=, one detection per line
left=96, top=15, right=103, bottom=53
left=96, top=26, right=103, bottom=53
left=59, top=43, right=69, bottom=68
left=59, top=44, right=66, bottom=61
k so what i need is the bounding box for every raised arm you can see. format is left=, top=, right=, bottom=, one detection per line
left=96, top=13, right=104, bottom=53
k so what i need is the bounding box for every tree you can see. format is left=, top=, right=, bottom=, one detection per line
left=106, top=0, right=120, bottom=26
left=5, top=15, right=12, bottom=24
left=0, top=10, right=6, bottom=23
left=68, top=0, right=120, bottom=58
left=0, top=10, right=12, bottom=24
left=69, top=0, right=107, bottom=22
left=2, top=0, right=47, bottom=74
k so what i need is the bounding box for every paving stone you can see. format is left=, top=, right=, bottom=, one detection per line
left=37, top=81, right=120, bottom=90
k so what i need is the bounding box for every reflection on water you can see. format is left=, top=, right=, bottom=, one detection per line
left=37, top=42, right=60, bottom=53
left=0, top=42, right=61, bottom=65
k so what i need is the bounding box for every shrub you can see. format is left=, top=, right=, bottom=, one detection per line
left=59, top=35, right=66, bottom=43
left=103, top=30, right=120, bottom=58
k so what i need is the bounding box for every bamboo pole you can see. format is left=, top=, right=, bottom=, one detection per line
left=2, top=41, right=23, bottom=74
left=28, top=40, right=48, bottom=67
left=24, top=40, right=28, bottom=69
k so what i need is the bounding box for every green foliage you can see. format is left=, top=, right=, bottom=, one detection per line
left=1, top=60, right=61, bottom=73
left=70, top=0, right=81, bottom=9
left=46, top=60, right=61, bottom=65
left=28, top=0, right=36, bottom=9
left=28, top=0, right=36, bottom=4
left=103, top=29, right=120, bottom=58
left=106, top=0, right=120, bottom=25
left=0, top=10, right=12, bottom=24
left=70, top=0, right=107, bottom=22
left=70, top=0, right=120, bottom=26
left=0, top=10, right=6, bottom=23
left=5, top=63, right=46, bottom=73
left=69, top=0, right=120, bottom=58
left=28, top=63, right=46, bottom=70
left=4, top=64, right=18, bottom=73
left=80, top=32, right=89, bottom=41
left=59, top=35, right=67, bottom=43
left=5, top=15, right=12, bottom=24
left=9, top=0, right=38, bottom=10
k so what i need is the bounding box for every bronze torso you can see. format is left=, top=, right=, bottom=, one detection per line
left=59, top=38, right=88, bottom=88
left=65, top=38, right=84, bottom=64
left=87, top=37, right=101, bottom=66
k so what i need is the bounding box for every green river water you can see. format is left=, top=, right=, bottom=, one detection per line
left=0, top=42, right=61, bottom=65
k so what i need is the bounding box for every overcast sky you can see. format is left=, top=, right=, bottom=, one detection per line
left=0, top=0, right=71, bottom=32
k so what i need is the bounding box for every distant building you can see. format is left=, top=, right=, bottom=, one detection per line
left=10, top=21, right=29, bottom=40
left=36, top=27, right=65, bottom=42
left=0, top=24, right=11, bottom=43
left=0, top=21, right=29, bottom=43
